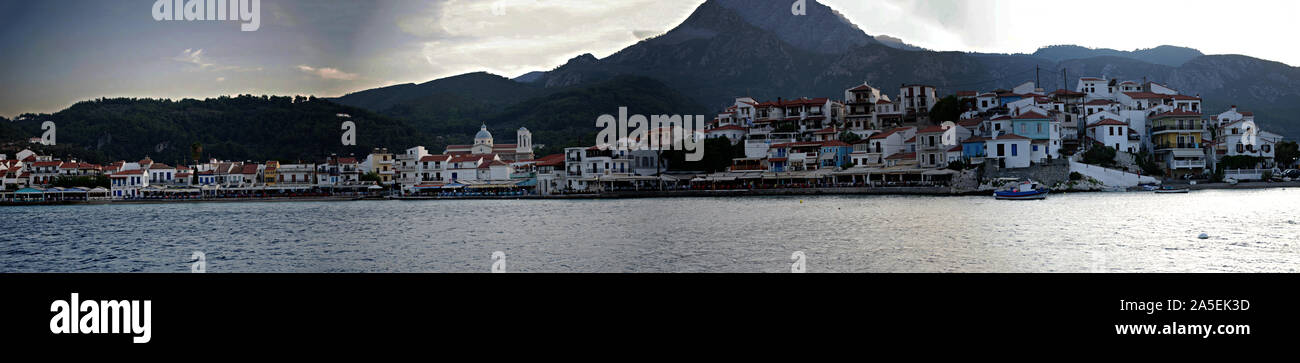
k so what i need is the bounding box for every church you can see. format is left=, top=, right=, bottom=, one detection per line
left=443, top=125, right=535, bottom=162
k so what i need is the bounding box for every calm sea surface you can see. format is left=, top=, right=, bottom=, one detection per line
left=3, top=189, right=1299, bottom=272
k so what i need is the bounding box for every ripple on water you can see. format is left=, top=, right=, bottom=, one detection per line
left=1, top=192, right=1299, bottom=272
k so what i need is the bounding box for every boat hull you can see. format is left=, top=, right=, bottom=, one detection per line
left=993, top=190, right=1048, bottom=200
left=1154, top=189, right=1189, bottom=194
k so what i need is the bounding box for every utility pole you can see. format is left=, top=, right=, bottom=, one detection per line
left=1062, top=68, right=1067, bottom=92
left=1035, top=66, right=1040, bottom=89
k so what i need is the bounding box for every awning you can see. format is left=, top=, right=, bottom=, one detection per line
left=922, top=169, right=959, bottom=176
left=466, top=183, right=516, bottom=189
left=515, top=179, right=537, bottom=187
left=1172, top=149, right=1204, bottom=158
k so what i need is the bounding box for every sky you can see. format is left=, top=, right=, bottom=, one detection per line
left=2, top=0, right=1298, bottom=117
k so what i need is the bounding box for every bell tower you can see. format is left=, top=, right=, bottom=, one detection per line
left=516, top=127, right=533, bottom=157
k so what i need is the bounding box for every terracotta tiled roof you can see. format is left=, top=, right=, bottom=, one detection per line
left=1087, top=119, right=1128, bottom=127
left=964, top=134, right=1031, bottom=142
left=885, top=152, right=916, bottom=160
left=707, top=125, right=748, bottom=132
left=1013, top=111, right=1049, bottom=120
left=1151, top=110, right=1202, bottom=118
left=917, top=125, right=948, bottom=133
left=534, top=154, right=565, bottom=167
left=420, top=155, right=452, bottom=162
left=868, top=127, right=912, bottom=140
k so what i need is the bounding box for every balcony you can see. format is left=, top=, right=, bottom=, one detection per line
left=1154, top=143, right=1202, bottom=151
left=1172, top=159, right=1206, bottom=169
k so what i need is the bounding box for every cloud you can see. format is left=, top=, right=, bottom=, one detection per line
left=297, top=65, right=361, bottom=80
left=394, top=0, right=699, bottom=78
left=171, top=49, right=262, bottom=72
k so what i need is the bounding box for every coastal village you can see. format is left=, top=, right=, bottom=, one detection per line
left=1, top=76, right=1297, bottom=203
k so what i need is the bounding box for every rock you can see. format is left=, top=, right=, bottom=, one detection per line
left=1198, top=233, right=1210, bottom=240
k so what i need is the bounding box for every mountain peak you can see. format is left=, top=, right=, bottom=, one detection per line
left=566, top=53, right=599, bottom=65
left=707, top=0, right=873, bottom=54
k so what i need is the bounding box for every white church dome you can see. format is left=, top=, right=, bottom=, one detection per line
left=475, top=124, right=493, bottom=140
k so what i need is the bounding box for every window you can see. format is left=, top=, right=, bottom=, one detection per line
left=1264, top=145, right=1272, bottom=152
left=1011, top=144, right=1018, bottom=156
left=1237, top=144, right=1245, bottom=153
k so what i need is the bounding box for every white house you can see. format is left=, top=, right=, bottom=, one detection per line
left=980, top=133, right=1033, bottom=169
left=856, top=127, right=916, bottom=166
left=1086, top=118, right=1136, bottom=153
left=1077, top=77, right=1113, bottom=100
left=109, top=169, right=147, bottom=199
left=706, top=125, right=748, bottom=144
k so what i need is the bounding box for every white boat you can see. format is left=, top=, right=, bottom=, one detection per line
left=1154, top=186, right=1189, bottom=194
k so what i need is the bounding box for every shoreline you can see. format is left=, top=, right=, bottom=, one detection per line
left=3, top=181, right=1296, bottom=205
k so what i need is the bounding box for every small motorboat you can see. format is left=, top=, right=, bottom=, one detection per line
left=1154, top=186, right=1189, bottom=194
left=994, top=180, right=1049, bottom=200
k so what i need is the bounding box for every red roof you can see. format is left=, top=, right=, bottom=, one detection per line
left=420, top=155, right=452, bottom=162
left=31, top=161, right=63, bottom=167
left=1123, top=92, right=1167, bottom=99
left=947, top=145, right=964, bottom=152
left=1084, top=99, right=1115, bottom=106
left=868, top=127, right=912, bottom=140
left=1050, top=89, right=1085, bottom=96
left=1087, top=119, right=1128, bottom=128
left=707, top=125, right=747, bottom=132
left=812, top=126, right=839, bottom=134
left=820, top=140, right=850, bottom=147
left=240, top=164, right=259, bottom=174
left=450, top=155, right=489, bottom=164
left=964, top=134, right=1031, bottom=142
left=534, top=154, right=565, bottom=167
left=1151, top=110, right=1202, bottom=118
left=849, top=84, right=875, bottom=91
left=917, top=125, right=948, bottom=133
left=1013, top=111, right=1048, bottom=120
left=885, top=152, right=916, bottom=160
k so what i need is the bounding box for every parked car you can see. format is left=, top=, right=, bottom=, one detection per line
left=1284, top=169, right=1300, bottom=179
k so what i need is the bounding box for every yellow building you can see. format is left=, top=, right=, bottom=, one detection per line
left=263, top=161, right=279, bottom=186
left=1149, top=110, right=1207, bottom=177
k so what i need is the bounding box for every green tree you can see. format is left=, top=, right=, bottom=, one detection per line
left=838, top=131, right=862, bottom=144
left=360, top=171, right=381, bottom=182
left=928, top=95, right=962, bottom=123
left=1082, top=145, right=1117, bottom=166
left=665, top=138, right=741, bottom=172
left=1276, top=141, right=1299, bottom=167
